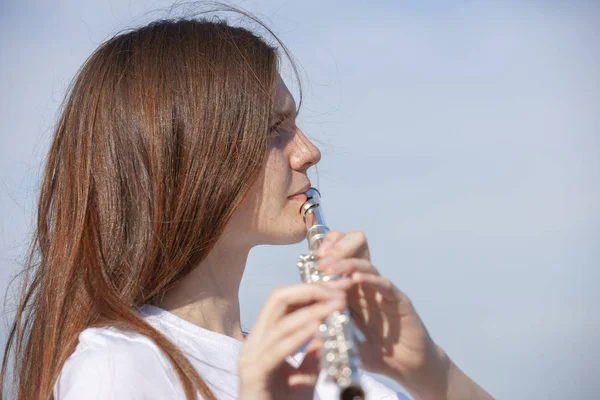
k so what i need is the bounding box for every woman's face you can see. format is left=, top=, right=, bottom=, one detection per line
left=226, top=76, right=322, bottom=247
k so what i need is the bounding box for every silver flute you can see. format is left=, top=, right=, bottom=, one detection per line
left=297, top=188, right=365, bottom=400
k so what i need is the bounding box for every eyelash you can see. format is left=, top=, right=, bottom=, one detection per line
left=270, top=119, right=284, bottom=132
left=270, top=110, right=296, bottom=132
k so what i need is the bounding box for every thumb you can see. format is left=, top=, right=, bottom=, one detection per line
left=287, top=338, right=323, bottom=388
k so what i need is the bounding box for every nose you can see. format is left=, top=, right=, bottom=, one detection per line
left=289, top=128, right=322, bottom=172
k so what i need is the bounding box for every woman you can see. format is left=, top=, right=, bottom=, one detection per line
left=0, top=10, right=494, bottom=400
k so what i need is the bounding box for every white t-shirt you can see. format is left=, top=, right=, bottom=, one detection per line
left=53, top=305, right=409, bottom=400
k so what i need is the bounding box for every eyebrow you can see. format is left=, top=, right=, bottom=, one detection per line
left=275, top=93, right=299, bottom=118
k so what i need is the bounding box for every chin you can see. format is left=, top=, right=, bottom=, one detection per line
left=289, top=219, right=309, bottom=243
left=290, top=227, right=308, bottom=244
left=266, top=226, right=307, bottom=245
left=258, top=209, right=308, bottom=245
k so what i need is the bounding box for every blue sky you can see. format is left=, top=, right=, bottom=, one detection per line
left=1, top=1, right=599, bottom=398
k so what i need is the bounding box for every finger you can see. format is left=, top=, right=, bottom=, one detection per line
left=284, top=278, right=354, bottom=315
left=290, top=338, right=322, bottom=384
left=275, top=295, right=347, bottom=342
left=318, top=231, right=370, bottom=264
left=350, top=272, right=402, bottom=302
left=284, top=360, right=319, bottom=389
left=316, top=231, right=344, bottom=258
left=317, top=277, right=355, bottom=291
left=319, top=257, right=380, bottom=277
left=252, top=281, right=350, bottom=338
left=286, top=278, right=355, bottom=316
left=240, top=318, right=320, bottom=381
left=259, top=299, right=346, bottom=372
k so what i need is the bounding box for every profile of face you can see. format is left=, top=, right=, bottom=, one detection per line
left=225, top=76, right=321, bottom=248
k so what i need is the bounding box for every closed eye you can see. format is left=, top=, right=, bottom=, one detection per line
left=270, top=119, right=284, bottom=132
left=270, top=109, right=294, bottom=132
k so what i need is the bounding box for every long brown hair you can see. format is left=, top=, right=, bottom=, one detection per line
left=1, top=7, right=302, bottom=400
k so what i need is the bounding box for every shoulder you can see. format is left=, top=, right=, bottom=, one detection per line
left=54, top=326, right=184, bottom=400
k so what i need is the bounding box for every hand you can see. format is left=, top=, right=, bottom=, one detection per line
left=316, top=231, right=450, bottom=399
left=238, top=279, right=353, bottom=400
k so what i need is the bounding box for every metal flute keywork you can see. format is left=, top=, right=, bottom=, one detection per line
left=297, top=188, right=365, bottom=400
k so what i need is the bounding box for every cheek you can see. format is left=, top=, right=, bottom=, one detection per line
left=262, top=151, right=289, bottom=195
left=252, top=147, right=308, bottom=242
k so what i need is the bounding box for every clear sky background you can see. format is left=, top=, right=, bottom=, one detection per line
left=1, top=1, right=599, bottom=399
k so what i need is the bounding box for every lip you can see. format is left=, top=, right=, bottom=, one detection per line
left=288, top=183, right=311, bottom=199
left=287, top=193, right=308, bottom=202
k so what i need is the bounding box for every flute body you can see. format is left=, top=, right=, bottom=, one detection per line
left=297, top=188, right=365, bottom=400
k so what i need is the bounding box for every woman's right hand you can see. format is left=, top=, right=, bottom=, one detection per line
left=238, top=279, right=352, bottom=400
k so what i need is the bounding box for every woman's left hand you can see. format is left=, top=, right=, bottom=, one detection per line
left=316, top=231, right=450, bottom=398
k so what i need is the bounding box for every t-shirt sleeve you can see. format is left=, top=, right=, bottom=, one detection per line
left=53, top=328, right=185, bottom=400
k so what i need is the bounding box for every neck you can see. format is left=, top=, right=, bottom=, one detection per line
left=153, top=237, right=250, bottom=342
